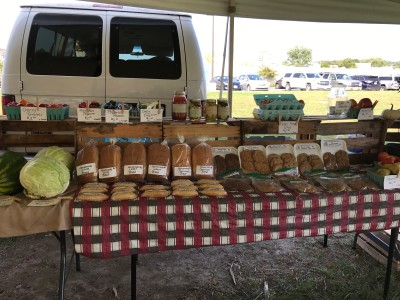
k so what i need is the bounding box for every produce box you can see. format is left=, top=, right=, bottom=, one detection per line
left=4, top=106, right=21, bottom=120
left=253, top=94, right=304, bottom=121
left=253, top=93, right=297, bottom=106
left=47, top=106, right=69, bottom=120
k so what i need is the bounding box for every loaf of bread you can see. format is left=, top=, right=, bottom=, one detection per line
left=98, top=144, right=122, bottom=183
left=171, top=143, right=192, bottom=179
left=192, top=142, right=214, bottom=180
left=147, top=142, right=171, bottom=182
left=75, top=144, right=99, bottom=184
left=122, top=143, right=147, bottom=182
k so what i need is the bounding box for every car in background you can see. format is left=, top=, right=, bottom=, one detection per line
left=378, top=75, right=400, bottom=90
left=210, top=76, right=242, bottom=91
left=321, top=72, right=362, bottom=90
left=351, top=75, right=382, bottom=90
left=281, top=72, right=330, bottom=91
left=237, top=74, right=269, bottom=91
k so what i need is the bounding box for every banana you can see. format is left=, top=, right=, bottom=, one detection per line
left=382, top=164, right=400, bottom=175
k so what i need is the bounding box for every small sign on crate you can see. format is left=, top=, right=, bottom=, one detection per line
left=21, top=107, right=47, bottom=121
left=78, top=108, right=102, bottom=122
left=140, top=109, right=163, bottom=122
left=105, top=109, right=130, bottom=123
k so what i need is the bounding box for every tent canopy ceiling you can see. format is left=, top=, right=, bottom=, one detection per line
left=91, top=0, right=400, bottom=24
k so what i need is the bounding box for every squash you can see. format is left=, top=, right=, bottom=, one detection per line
left=0, top=150, right=27, bottom=195
left=382, top=104, right=400, bottom=120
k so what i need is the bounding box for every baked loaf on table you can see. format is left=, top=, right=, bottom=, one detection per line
left=171, top=143, right=192, bottom=180
left=122, top=143, right=147, bottom=182
left=192, top=142, right=214, bottom=180
left=147, top=142, right=171, bottom=182
left=98, top=144, right=122, bottom=183
left=75, top=144, right=99, bottom=184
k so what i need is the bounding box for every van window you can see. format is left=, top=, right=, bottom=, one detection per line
left=109, top=17, right=181, bottom=79
left=26, top=14, right=103, bottom=77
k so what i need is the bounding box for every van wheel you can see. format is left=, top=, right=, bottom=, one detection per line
left=380, top=85, right=386, bottom=91
left=246, top=85, right=251, bottom=91
left=285, top=83, right=291, bottom=91
left=306, top=84, right=311, bottom=91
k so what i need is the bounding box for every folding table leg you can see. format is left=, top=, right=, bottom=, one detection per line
left=58, top=230, right=67, bottom=300
left=323, top=234, right=328, bottom=247
left=352, top=232, right=360, bottom=250
left=70, top=230, right=81, bottom=271
left=383, top=227, right=399, bottom=300
left=131, top=254, right=138, bottom=300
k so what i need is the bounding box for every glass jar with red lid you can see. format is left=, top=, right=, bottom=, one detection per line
left=172, top=91, right=187, bottom=121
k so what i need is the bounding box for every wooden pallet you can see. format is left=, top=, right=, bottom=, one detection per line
left=356, top=231, right=400, bottom=271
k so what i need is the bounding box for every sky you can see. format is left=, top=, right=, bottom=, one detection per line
left=1, top=0, right=400, bottom=75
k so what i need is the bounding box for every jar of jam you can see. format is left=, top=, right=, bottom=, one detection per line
left=205, top=99, right=217, bottom=122
left=172, top=91, right=187, bottom=121
left=189, top=99, right=202, bottom=121
left=217, top=98, right=230, bottom=121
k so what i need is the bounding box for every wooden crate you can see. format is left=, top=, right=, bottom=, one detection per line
left=356, top=231, right=400, bottom=271
left=76, top=122, right=163, bottom=151
left=240, top=118, right=319, bottom=146
left=0, top=118, right=76, bottom=154
left=163, top=121, right=241, bottom=147
left=316, top=118, right=386, bottom=164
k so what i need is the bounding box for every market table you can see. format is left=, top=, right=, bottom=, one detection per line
left=0, top=196, right=74, bottom=300
left=71, top=189, right=400, bottom=299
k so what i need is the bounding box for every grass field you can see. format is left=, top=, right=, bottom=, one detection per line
left=208, top=89, right=400, bottom=118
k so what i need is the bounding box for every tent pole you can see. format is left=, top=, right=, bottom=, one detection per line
left=228, top=5, right=235, bottom=117
left=218, top=16, right=230, bottom=101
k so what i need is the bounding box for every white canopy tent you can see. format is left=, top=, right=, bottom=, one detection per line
left=90, top=0, right=400, bottom=103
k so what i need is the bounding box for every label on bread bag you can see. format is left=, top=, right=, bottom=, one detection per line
left=124, top=165, right=144, bottom=175
left=196, top=165, right=214, bottom=175
left=148, top=165, right=167, bottom=176
left=174, top=167, right=192, bottom=177
left=76, top=163, right=97, bottom=176
left=99, top=167, right=117, bottom=179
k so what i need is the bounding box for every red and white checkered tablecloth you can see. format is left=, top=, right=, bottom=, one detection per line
left=70, top=189, right=400, bottom=259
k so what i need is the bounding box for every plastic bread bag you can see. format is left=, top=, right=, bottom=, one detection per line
left=345, top=174, right=378, bottom=191
left=75, top=140, right=99, bottom=184
left=122, top=141, right=147, bottom=182
left=192, top=140, right=214, bottom=180
left=171, top=135, right=192, bottom=180
left=220, top=177, right=253, bottom=192
left=147, top=140, right=171, bottom=182
left=281, top=179, right=320, bottom=193
left=313, top=176, right=351, bottom=193
left=98, top=139, right=122, bottom=183
left=251, top=177, right=286, bottom=193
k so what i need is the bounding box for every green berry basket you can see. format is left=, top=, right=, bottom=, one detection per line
left=47, top=106, right=70, bottom=120
left=4, top=106, right=21, bottom=120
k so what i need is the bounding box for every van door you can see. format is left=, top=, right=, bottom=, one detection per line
left=106, top=12, right=187, bottom=117
left=20, top=10, right=106, bottom=114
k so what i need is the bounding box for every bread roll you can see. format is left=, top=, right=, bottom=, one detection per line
left=147, top=142, right=171, bottom=182
left=122, top=143, right=147, bottom=182
left=98, top=144, right=122, bottom=183
left=171, top=143, right=192, bottom=180
left=192, top=142, right=214, bottom=180
left=75, top=144, right=99, bottom=184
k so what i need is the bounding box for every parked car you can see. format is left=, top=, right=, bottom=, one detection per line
left=210, top=76, right=242, bottom=90
left=378, top=75, right=400, bottom=90
left=281, top=72, right=330, bottom=91
left=321, top=72, right=362, bottom=90
left=351, top=75, right=382, bottom=90
left=237, top=74, right=269, bottom=91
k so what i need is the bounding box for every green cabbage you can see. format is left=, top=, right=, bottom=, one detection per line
left=34, top=146, right=74, bottom=171
left=19, top=157, right=70, bottom=199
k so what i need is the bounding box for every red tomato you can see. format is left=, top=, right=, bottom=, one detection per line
left=381, top=156, right=396, bottom=164
left=378, top=152, right=390, bottom=162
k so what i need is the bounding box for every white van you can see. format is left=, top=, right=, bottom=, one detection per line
left=1, top=2, right=206, bottom=117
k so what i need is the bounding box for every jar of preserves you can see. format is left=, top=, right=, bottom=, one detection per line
left=189, top=99, right=202, bottom=121
left=217, top=98, right=230, bottom=121
left=172, top=91, right=187, bottom=121
left=205, top=99, right=217, bottom=122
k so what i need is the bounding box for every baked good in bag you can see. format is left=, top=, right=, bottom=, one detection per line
left=192, top=142, right=214, bottom=180
left=122, top=143, right=146, bottom=182
left=75, top=144, right=99, bottom=184
left=171, top=143, right=192, bottom=179
left=98, top=144, right=122, bottom=183
left=147, top=142, right=171, bottom=182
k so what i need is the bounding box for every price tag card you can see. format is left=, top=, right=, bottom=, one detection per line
left=105, top=109, right=129, bottom=123
left=21, top=107, right=47, bottom=121
left=174, top=167, right=192, bottom=177
left=28, top=198, right=61, bottom=207
left=0, top=196, right=15, bottom=207
left=140, top=109, right=163, bottom=122
left=196, top=165, right=214, bottom=175
left=279, top=120, right=298, bottom=134
left=383, top=175, right=400, bottom=190
left=358, top=108, right=374, bottom=120
left=335, top=101, right=351, bottom=113
left=77, top=108, right=102, bottom=122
